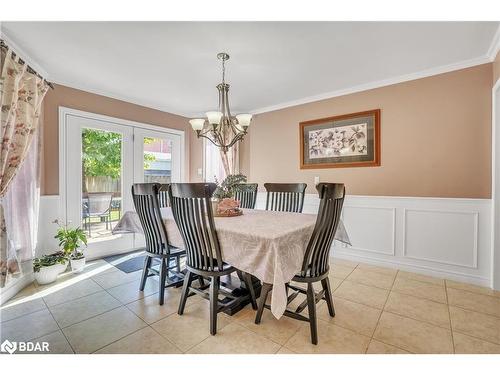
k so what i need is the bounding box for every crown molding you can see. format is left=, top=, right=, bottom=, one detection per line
left=4, top=22, right=498, bottom=118
left=250, top=55, right=492, bottom=115
left=50, top=79, right=192, bottom=119
left=0, top=26, right=49, bottom=78
left=487, top=23, right=500, bottom=61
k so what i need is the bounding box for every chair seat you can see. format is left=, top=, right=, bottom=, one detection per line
left=187, top=261, right=235, bottom=276
left=169, top=246, right=186, bottom=256
left=144, top=245, right=186, bottom=258
left=292, top=268, right=329, bottom=282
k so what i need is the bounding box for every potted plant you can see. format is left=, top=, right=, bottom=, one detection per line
left=54, top=220, right=88, bottom=273
left=33, top=252, right=68, bottom=285
left=212, top=174, right=252, bottom=215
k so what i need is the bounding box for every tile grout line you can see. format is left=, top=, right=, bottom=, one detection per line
left=146, top=299, right=209, bottom=354
left=89, top=325, right=150, bottom=354
left=231, top=309, right=302, bottom=348
left=444, top=280, right=456, bottom=354
left=367, top=269, right=399, bottom=354
left=450, top=328, right=500, bottom=348
left=41, top=298, right=76, bottom=354
left=147, top=321, right=187, bottom=354
left=445, top=297, right=500, bottom=320
left=0, top=304, right=48, bottom=324
left=43, top=287, right=105, bottom=309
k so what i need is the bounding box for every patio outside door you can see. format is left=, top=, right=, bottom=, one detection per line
left=61, top=109, right=183, bottom=258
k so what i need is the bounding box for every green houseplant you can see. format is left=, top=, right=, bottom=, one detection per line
left=54, top=220, right=88, bottom=273
left=213, top=174, right=249, bottom=200
left=33, top=251, right=68, bottom=285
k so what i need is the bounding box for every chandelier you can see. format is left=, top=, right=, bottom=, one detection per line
left=189, top=52, right=252, bottom=153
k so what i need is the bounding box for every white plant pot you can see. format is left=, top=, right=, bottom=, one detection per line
left=35, top=264, right=63, bottom=285
left=70, top=257, right=86, bottom=273
left=55, top=260, right=69, bottom=274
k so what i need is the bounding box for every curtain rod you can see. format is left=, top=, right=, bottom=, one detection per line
left=0, top=39, right=54, bottom=89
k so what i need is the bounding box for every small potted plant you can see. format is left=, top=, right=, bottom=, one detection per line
left=212, top=174, right=251, bottom=216
left=33, top=252, right=68, bottom=285
left=54, top=220, right=88, bottom=273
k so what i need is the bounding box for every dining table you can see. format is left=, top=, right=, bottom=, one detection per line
left=113, top=207, right=350, bottom=319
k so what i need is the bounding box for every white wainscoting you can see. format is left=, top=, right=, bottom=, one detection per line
left=38, top=194, right=494, bottom=288
left=37, top=195, right=63, bottom=257
left=255, top=193, right=493, bottom=288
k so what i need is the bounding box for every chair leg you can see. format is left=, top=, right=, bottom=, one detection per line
left=139, top=256, right=152, bottom=291
left=209, top=276, right=220, bottom=335
left=198, top=276, right=205, bottom=287
left=158, top=258, right=167, bottom=305
left=306, top=282, right=318, bottom=345
left=176, top=255, right=181, bottom=273
left=242, top=272, right=258, bottom=310
left=178, top=270, right=192, bottom=315
left=255, top=282, right=272, bottom=324
left=321, top=277, right=335, bottom=317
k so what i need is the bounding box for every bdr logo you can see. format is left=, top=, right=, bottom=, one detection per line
left=1, top=339, right=49, bottom=354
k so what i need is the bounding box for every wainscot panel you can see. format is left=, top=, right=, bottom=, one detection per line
left=256, top=193, right=492, bottom=288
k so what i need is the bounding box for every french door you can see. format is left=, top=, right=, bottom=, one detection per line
left=61, top=109, right=183, bottom=258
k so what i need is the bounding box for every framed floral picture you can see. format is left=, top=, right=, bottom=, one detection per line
left=299, top=109, right=380, bottom=169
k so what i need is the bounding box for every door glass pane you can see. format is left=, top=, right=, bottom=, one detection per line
left=82, top=128, right=122, bottom=241
left=143, top=137, right=172, bottom=183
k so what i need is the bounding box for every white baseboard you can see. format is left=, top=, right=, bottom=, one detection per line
left=0, top=262, right=34, bottom=306
left=256, top=193, right=493, bottom=288
left=38, top=194, right=494, bottom=289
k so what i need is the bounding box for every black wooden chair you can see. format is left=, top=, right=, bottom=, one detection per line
left=255, top=183, right=345, bottom=345
left=264, top=183, right=307, bottom=213
left=131, top=183, right=185, bottom=305
left=168, top=183, right=258, bottom=335
left=234, top=183, right=258, bottom=209
left=158, top=184, right=170, bottom=208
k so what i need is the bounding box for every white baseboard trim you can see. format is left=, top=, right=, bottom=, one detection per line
left=331, top=253, right=490, bottom=287
left=0, top=262, right=34, bottom=306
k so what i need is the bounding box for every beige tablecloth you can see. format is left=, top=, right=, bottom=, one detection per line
left=113, top=208, right=350, bottom=318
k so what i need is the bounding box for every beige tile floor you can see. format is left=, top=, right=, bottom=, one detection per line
left=1, top=257, right=500, bottom=354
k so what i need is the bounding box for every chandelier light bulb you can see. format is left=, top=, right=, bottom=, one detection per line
left=189, top=119, right=205, bottom=131
left=236, top=114, right=252, bottom=128
left=206, top=111, right=223, bottom=125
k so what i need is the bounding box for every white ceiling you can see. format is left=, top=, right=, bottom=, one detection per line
left=2, top=22, right=499, bottom=117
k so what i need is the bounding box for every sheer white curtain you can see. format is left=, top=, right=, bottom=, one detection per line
left=204, top=140, right=239, bottom=182
left=2, top=119, right=42, bottom=284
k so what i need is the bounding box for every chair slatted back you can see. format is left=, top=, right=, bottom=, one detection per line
left=300, top=183, right=345, bottom=278
left=234, top=183, right=258, bottom=209
left=131, top=183, right=170, bottom=255
left=264, top=183, right=307, bottom=213
left=168, top=183, right=224, bottom=272
left=158, top=184, right=170, bottom=208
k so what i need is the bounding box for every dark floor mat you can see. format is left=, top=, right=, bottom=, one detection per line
left=103, top=250, right=154, bottom=273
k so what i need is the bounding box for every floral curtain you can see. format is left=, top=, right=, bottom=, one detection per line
left=0, top=47, right=49, bottom=287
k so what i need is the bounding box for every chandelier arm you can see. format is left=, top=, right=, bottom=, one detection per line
left=197, top=133, right=223, bottom=148
left=226, top=132, right=245, bottom=149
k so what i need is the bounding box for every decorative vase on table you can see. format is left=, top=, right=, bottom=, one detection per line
left=212, top=174, right=249, bottom=216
